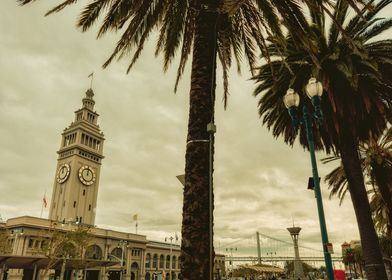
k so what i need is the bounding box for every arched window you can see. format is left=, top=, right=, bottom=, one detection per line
left=159, top=255, right=164, bottom=268
left=110, top=247, right=123, bottom=260
left=131, top=262, right=138, bottom=269
left=85, top=245, right=103, bottom=260
left=166, top=255, right=170, bottom=269
left=152, top=254, right=158, bottom=269
left=145, top=253, right=151, bottom=268
left=172, top=256, right=176, bottom=269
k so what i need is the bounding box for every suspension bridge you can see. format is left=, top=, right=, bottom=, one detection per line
left=216, top=230, right=343, bottom=268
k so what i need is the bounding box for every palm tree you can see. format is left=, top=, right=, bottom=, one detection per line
left=18, top=0, right=342, bottom=279
left=253, top=0, right=392, bottom=279
left=323, top=127, right=392, bottom=236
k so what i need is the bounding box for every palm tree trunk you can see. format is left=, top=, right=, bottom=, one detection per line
left=372, top=166, right=392, bottom=236
left=340, top=132, right=388, bottom=280
left=180, top=2, right=218, bottom=280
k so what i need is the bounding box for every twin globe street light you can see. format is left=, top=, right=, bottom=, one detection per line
left=283, top=78, right=335, bottom=280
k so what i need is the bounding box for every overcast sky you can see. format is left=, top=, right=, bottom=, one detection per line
left=1, top=0, right=390, bottom=262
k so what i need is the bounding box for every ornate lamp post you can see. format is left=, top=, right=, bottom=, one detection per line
left=283, top=78, right=335, bottom=280
left=225, top=248, right=237, bottom=279
left=118, top=240, right=128, bottom=280
left=165, top=236, right=176, bottom=280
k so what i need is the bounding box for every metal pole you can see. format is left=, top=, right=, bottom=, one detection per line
left=231, top=250, right=234, bottom=279
left=256, top=232, right=261, bottom=265
left=32, top=264, right=38, bottom=280
left=169, top=238, right=173, bottom=280
left=0, top=264, right=5, bottom=280
left=208, top=127, right=215, bottom=280
left=302, top=106, right=334, bottom=280
left=60, top=257, right=66, bottom=280
left=120, top=242, right=125, bottom=280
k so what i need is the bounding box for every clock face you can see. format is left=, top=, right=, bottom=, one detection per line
left=57, top=164, right=70, bottom=183
left=78, top=165, right=96, bottom=186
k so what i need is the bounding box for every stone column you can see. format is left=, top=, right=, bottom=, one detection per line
left=287, top=226, right=304, bottom=279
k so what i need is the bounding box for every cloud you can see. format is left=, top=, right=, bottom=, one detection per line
left=1, top=0, right=382, bottom=260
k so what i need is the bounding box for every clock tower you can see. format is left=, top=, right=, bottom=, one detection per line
left=49, top=88, right=104, bottom=225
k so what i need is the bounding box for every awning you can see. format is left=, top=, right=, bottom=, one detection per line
left=236, top=264, right=284, bottom=274
left=0, top=255, right=119, bottom=269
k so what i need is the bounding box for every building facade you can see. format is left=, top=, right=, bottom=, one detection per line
left=0, top=88, right=225, bottom=280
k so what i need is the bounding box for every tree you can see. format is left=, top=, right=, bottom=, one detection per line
left=253, top=0, right=392, bottom=279
left=0, top=230, right=12, bottom=255
left=39, top=223, right=91, bottom=278
left=323, top=127, right=392, bottom=236
left=18, top=0, right=368, bottom=279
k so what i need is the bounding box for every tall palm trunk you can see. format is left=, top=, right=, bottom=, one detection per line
left=372, top=165, right=392, bottom=236
left=340, top=132, right=388, bottom=280
left=180, top=2, right=218, bottom=279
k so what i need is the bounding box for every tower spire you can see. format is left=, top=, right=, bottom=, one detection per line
left=82, top=88, right=95, bottom=110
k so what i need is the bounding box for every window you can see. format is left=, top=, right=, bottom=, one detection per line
left=73, top=201, right=76, bottom=208
left=28, top=239, right=34, bottom=248
left=159, top=255, right=164, bottom=268
left=89, top=204, right=91, bottom=211
left=83, top=189, right=86, bottom=196
left=172, top=256, right=176, bottom=269
left=145, top=253, right=151, bottom=268
left=166, top=255, right=170, bottom=269
left=152, top=254, right=158, bottom=269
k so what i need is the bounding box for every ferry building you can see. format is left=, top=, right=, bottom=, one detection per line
left=0, top=88, right=225, bottom=280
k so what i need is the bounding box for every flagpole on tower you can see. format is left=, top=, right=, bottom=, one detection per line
left=88, top=72, right=94, bottom=89
left=40, top=190, right=47, bottom=218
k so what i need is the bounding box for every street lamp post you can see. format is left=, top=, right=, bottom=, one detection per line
left=225, top=248, right=237, bottom=279
left=118, top=240, right=128, bottom=280
left=165, top=236, right=174, bottom=280
left=283, top=77, right=335, bottom=280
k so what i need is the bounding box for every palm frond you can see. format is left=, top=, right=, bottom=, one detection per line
left=174, top=7, right=195, bottom=93
left=328, top=0, right=349, bottom=46
left=362, top=18, right=392, bottom=41
left=45, top=0, right=79, bottom=16
left=78, top=0, right=113, bottom=32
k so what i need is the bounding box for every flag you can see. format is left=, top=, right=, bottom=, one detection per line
left=43, top=195, right=47, bottom=208
left=88, top=72, right=94, bottom=78
left=175, top=233, right=179, bottom=241
left=133, top=214, right=138, bottom=221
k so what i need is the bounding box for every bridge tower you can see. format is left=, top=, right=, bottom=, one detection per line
left=287, top=226, right=305, bottom=279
